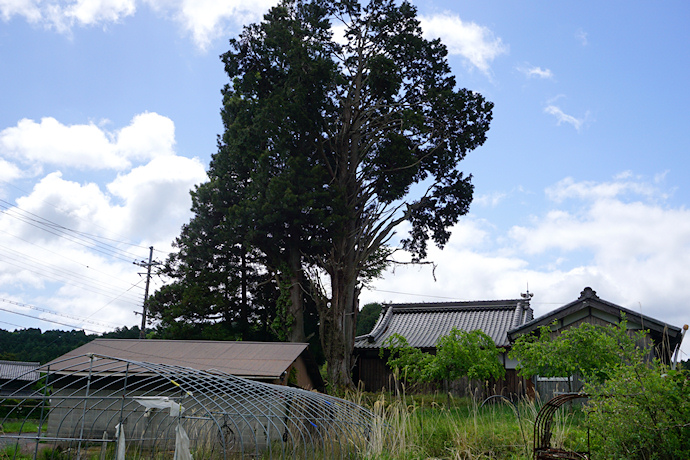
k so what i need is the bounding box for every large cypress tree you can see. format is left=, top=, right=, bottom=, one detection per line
left=157, top=0, right=493, bottom=387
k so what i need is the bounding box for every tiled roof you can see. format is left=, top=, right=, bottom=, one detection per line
left=355, top=299, right=533, bottom=349
left=0, top=360, right=40, bottom=381
left=48, top=339, right=311, bottom=380
left=507, top=287, right=683, bottom=343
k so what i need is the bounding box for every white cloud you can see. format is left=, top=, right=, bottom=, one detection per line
left=0, top=112, right=176, bottom=174
left=576, top=28, right=588, bottom=46
left=0, top=158, right=23, bottom=182
left=544, top=105, right=587, bottom=131
left=420, top=13, right=508, bottom=76
left=107, top=154, right=207, bottom=240
left=0, top=0, right=274, bottom=49
left=363, top=174, right=690, bottom=357
left=0, top=110, right=207, bottom=332
left=545, top=176, right=660, bottom=203
left=0, top=0, right=42, bottom=22
left=474, top=191, right=507, bottom=208
left=163, top=0, right=275, bottom=51
left=65, top=0, right=136, bottom=25
left=0, top=0, right=136, bottom=31
left=518, top=65, right=553, bottom=79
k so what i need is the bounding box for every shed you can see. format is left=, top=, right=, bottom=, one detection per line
left=52, top=339, right=324, bottom=391
left=0, top=360, right=40, bottom=397
left=353, top=297, right=534, bottom=396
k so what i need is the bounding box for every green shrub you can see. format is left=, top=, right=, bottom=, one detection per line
left=586, top=364, right=690, bottom=459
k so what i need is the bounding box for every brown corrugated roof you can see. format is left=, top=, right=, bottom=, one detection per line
left=354, top=299, right=533, bottom=349
left=48, top=339, right=309, bottom=379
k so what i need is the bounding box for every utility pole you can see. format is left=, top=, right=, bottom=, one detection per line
left=134, top=246, right=160, bottom=339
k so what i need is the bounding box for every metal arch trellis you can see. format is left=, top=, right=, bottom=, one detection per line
left=533, top=392, right=590, bottom=460
left=0, top=353, right=377, bottom=459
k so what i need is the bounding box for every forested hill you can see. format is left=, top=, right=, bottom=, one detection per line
left=0, top=326, right=141, bottom=364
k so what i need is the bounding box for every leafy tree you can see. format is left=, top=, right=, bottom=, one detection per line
left=583, top=339, right=690, bottom=459
left=0, top=328, right=95, bottom=363
left=382, top=328, right=504, bottom=389
left=509, top=319, right=647, bottom=388
left=356, top=302, right=382, bottom=336
left=429, top=329, right=505, bottom=382
left=380, top=333, right=433, bottom=382
left=216, top=0, right=492, bottom=388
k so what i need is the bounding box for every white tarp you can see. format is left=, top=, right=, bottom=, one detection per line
left=114, top=423, right=126, bottom=460
left=174, top=423, right=193, bottom=460
left=134, top=396, right=184, bottom=417
left=134, top=397, right=192, bottom=459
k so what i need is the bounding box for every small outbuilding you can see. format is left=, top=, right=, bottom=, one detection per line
left=0, top=360, right=40, bottom=397
left=353, top=296, right=534, bottom=396
left=56, top=338, right=324, bottom=391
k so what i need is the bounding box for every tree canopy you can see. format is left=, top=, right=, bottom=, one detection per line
left=509, top=318, right=648, bottom=385
left=151, top=0, right=493, bottom=388
left=356, top=302, right=382, bottom=336
left=382, top=328, right=505, bottom=384
left=0, top=326, right=141, bottom=364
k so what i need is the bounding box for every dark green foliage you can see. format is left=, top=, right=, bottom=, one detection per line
left=356, top=302, right=382, bottom=336
left=382, top=328, right=505, bottom=384
left=0, top=326, right=142, bottom=364
left=510, top=319, right=690, bottom=458
left=100, top=325, right=142, bottom=339
left=0, top=328, right=94, bottom=364
left=155, top=0, right=492, bottom=387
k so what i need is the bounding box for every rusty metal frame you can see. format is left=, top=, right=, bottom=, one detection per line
left=534, top=392, right=589, bottom=460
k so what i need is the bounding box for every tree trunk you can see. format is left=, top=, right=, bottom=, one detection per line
left=322, top=269, right=358, bottom=388
left=321, top=217, right=360, bottom=389
left=287, top=246, right=306, bottom=343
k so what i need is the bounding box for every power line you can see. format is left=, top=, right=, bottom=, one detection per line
left=0, top=305, right=102, bottom=334
left=0, top=180, right=153, bottom=251
left=0, top=298, right=121, bottom=329
left=0, top=199, right=144, bottom=262
left=85, top=278, right=147, bottom=322
left=0, top=227, right=148, bottom=292
left=0, top=240, right=144, bottom=295
left=0, top=250, right=142, bottom=305
left=367, top=288, right=460, bottom=300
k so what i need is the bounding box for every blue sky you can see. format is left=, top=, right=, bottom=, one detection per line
left=1, top=0, right=689, bottom=359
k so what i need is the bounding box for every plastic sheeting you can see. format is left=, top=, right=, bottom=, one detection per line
left=135, top=396, right=185, bottom=417
left=174, top=423, right=193, bottom=460
left=114, top=423, right=126, bottom=460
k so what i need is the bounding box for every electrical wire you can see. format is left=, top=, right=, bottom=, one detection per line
left=0, top=242, right=144, bottom=300
left=0, top=252, right=142, bottom=305
left=0, top=305, right=102, bottom=334
left=0, top=227, right=147, bottom=295
left=0, top=298, right=122, bottom=329
left=0, top=180, right=153, bottom=251
left=0, top=199, right=144, bottom=262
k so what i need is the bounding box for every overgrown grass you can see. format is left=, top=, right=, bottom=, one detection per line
left=351, top=389, right=589, bottom=460
left=0, top=420, right=40, bottom=433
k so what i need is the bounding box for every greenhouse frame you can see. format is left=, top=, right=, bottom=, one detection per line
left=0, top=353, right=376, bottom=459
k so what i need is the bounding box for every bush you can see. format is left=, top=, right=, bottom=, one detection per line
left=585, top=364, right=690, bottom=459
